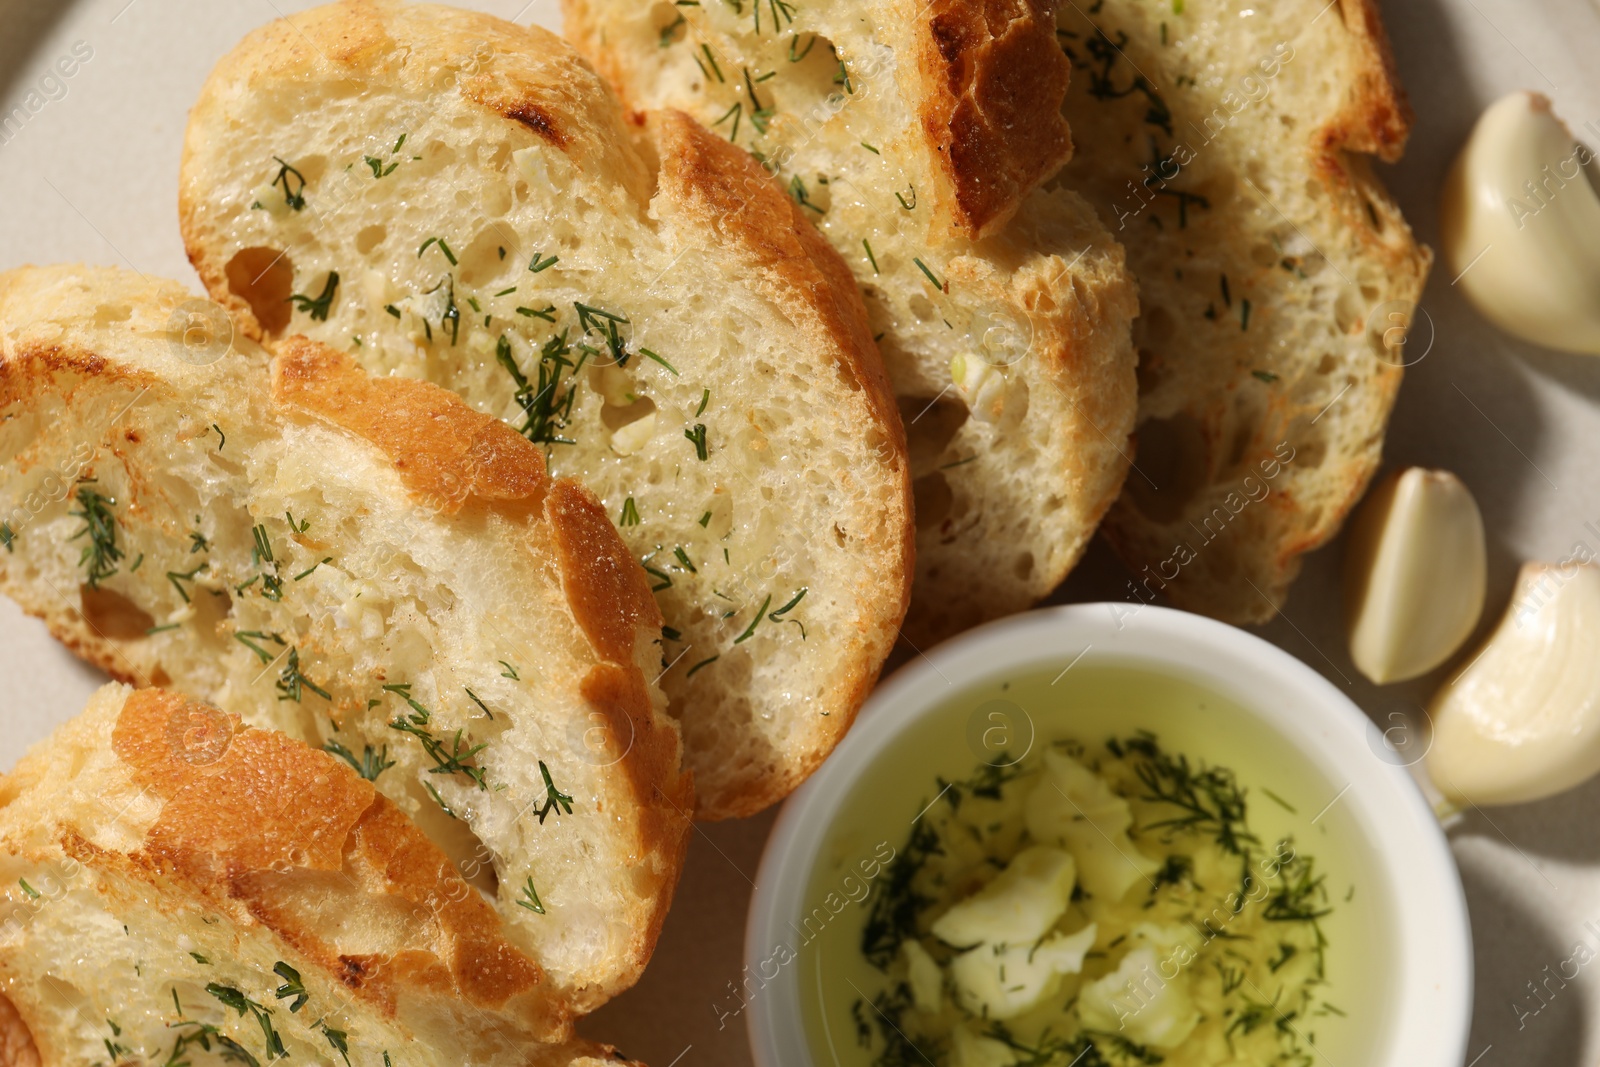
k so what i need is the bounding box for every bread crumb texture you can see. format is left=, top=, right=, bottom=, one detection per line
left=0, top=684, right=644, bottom=1067
left=0, top=263, right=691, bottom=1013
left=1054, top=0, right=1430, bottom=621
left=559, top=0, right=1139, bottom=646
left=178, top=0, right=913, bottom=819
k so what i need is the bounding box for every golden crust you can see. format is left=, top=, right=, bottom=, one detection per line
left=0, top=264, right=692, bottom=1009
left=1326, top=0, right=1414, bottom=162
left=648, top=109, right=914, bottom=818
left=649, top=110, right=906, bottom=461
left=545, top=479, right=663, bottom=668
left=272, top=335, right=548, bottom=513
left=179, top=0, right=912, bottom=821
left=545, top=479, right=694, bottom=962
left=108, top=689, right=567, bottom=1038
left=913, top=0, right=1075, bottom=239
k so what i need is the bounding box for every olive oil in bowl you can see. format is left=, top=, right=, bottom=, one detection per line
left=794, top=662, right=1391, bottom=1067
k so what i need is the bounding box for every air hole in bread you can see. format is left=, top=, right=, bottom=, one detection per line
left=1126, top=413, right=1208, bottom=524
left=1332, top=286, right=1365, bottom=335
left=355, top=224, right=386, bottom=255
left=1142, top=305, right=1175, bottom=348
left=1316, top=353, right=1338, bottom=375
left=1135, top=350, right=1165, bottom=397
left=422, top=804, right=500, bottom=899
left=0, top=989, right=41, bottom=1067
left=93, top=303, right=132, bottom=326
left=224, top=248, right=294, bottom=335
left=79, top=584, right=155, bottom=640
left=908, top=294, right=936, bottom=322
left=292, top=155, right=328, bottom=185
left=458, top=228, right=510, bottom=286
left=600, top=395, right=657, bottom=432
left=897, top=393, right=967, bottom=469
left=651, top=1, right=687, bottom=45
left=913, top=472, right=953, bottom=530
left=785, top=33, right=845, bottom=96
left=1013, top=552, right=1034, bottom=580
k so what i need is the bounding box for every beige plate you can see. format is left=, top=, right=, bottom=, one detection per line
left=3, top=0, right=1600, bottom=1063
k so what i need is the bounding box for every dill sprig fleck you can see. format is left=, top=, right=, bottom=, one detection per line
left=387, top=684, right=489, bottom=789
left=234, top=629, right=286, bottom=664
left=272, top=962, right=308, bottom=1012
left=712, top=100, right=742, bottom=142
left=167, top=563, right=208, bottom=604
left=417, top=236, right=458, bottom=265
left=535, top=760, right=574, bottom=823
left=464, top=686, right=496, bottom=720
left=289, top=271, right=339, bottom=321
left=620, top=497, right=641, bottom=527
left=768, top=587, right=807, bottom=638
left=528, top=251, right=559, bottom=273
left=1118, top=732, right=1258, bottom=855
left=206, top=983, right=286, bottom=1061
left=862, top=238, right=880, bottom=274
left=269, top=156, right=307, bottom=211
left=517, top=875, right=546, bottom=914
left=684, top=423, right=708, bottom=460
left=788, top=175, right=825, bottom=215
left=69, top=485, right=123, bottom=588
left=499, top=331, right=580, bottom=447
left=276, top=648, right=331, bottom=702
left=324, top=739, right=395, bottom=782
left=734, top=593, right=772, bottom=643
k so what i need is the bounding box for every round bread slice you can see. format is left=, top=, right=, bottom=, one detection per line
left=177, top=0, right=914, bottom=820
left=0, top=263, right=691, bottom=1013
left=558, top=0, right=1139, bottom=647
left=0, top=683, right=644, bottom=1067
left=1052, top=0, right=1431, bottom=621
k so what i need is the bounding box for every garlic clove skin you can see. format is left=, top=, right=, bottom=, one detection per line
left=1343, top=467, right=1486, bottom=684
left=1440, top=91, right=1600, bottom=355
left=1428, top=562, right=1600, bottom=806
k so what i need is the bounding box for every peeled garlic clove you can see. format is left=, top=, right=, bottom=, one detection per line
left=1077, top=944, right=1200, bottom=1048
left=947, top=922, right=1096, bottom=1020
left=929, top=846, right=1076, bottom=948
left=1343, top=467, right=1486, bottom=684
left=1428, top=562, right=1600, bottom=806
left=1440, top=91, right=1600, bottom=354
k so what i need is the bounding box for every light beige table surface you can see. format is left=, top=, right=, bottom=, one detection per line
left=4, top=2, right=1600, bottom=1065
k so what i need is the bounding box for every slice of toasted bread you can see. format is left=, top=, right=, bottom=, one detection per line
left=0, top=264, right=691, bottom=1012
left=1052, top=0, right=1430, bottom=622
left=0, top=683, right=643, bottom=1067
left=177, top=0, right=913, bottom=821
left=558, top=0, right=1139, bottom=646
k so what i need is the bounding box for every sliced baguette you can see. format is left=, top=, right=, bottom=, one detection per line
left=559, top=0, right=1140, bottom=645
left=0, top=263, right=690, bottom=1012
left=1053, top=0, right=1430, bottom=621
left=177, top=0, right=913, bottom=820
left=0, top=683, right=641, bottom=1067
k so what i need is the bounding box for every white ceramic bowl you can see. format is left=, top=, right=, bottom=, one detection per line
left=746, top=603, right=1471, bottom=1067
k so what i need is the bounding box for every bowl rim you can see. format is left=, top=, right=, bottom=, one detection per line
left=744, top=602, right=1473, bottom=1067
